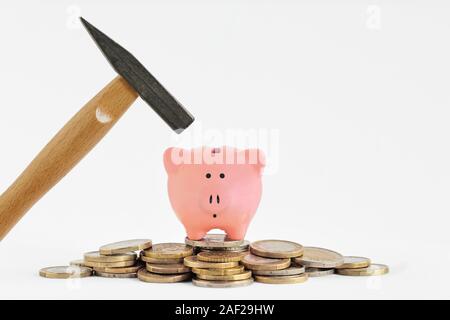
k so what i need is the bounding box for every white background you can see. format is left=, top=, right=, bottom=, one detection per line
left=0, top=0, right=449, bottom=299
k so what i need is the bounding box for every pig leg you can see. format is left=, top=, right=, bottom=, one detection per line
left=186, top=228, right=207, bottom=241
left=225, top=224, right=248, bottom=241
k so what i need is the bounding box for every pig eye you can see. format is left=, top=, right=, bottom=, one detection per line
left=206, top=173, right=212, bottom=179
left=220, top=173, right=225, bottom=179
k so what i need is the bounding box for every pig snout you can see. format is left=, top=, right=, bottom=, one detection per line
left=200, top=189, right=229, bottom=217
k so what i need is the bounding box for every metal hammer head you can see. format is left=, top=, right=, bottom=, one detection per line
left=80, top=17, right=194, bottom=133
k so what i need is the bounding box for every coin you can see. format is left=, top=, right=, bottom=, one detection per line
left=99, top=239, right=152, bottom=255
left=184, top=256, right=239, bottom=269
left=305, top=267, right=335, bottom=277
left=84, top=251, right=136, bottom=263
left=93, top=264, right=143, bottom=274
left=83, top=259, right=136, bottom=268
left=335, top=256, right=371, bottom=269
left=197, top=251, right=244, bottom=263
left=241, top=253, right=291, bottom=271
left=250, top=240, right=303, bottom=259
left=294, top=247, right=344, bottom=268
left=69, top=259, right=87, bottom=267
left=39, top=266, right=92, bottom=279
left=142, top=243, right=193, bottom=259
left=140, top=254, right=185, bottom=264
left=254, top=274, right=308, bottom=284
left=185, top=234, right=246, bottom=248
left=191, top=266, right=245, bottom=276
left=336, top=264, right=389, bottom=276
left=192, top=278, right=254, bottom=288
left=146, top=263, right=190, bottom=274
left=200, top=246, right=249, bottom=252
left=95, top=271, right=137, bottom=278
left=137, top=269, right=191, bottom=283
left=196, top=270, right=252, bottom=281
left=252, top=265, right=305, bottom=276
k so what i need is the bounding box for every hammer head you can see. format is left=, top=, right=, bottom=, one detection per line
left=80, top=17, right=194, bottom=133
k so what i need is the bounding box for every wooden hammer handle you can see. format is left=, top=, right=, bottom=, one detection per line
left=0, top=76, right=138, bottom=240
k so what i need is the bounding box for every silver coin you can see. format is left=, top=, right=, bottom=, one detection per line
left=252, top=265, right=305, bottom=276
left=305, top=267, right=335, bottom=277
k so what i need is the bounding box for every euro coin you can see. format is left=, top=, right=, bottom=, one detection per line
left=84, top=251, right=136, bottom=263
left=93, top=264, right=143, bottom=274
left=241, top=253, right=290, bottom=271
left=183, top=256, right=239, bottom=269
left=200, top=246, right=249, bottom=252
left=254, top=274, right=308, bottom=284
left=192, top=278, right=254, bottom=288
left=146, top=263, right=190, bottom=274
left=83, top=259, right=136, bottom=268
left=95, top=271, right=137, bottom=278
left=336, top=264, right=389, bottom=276
left=305, top=267, right=335, bottom=277
left=39, top=266, right=92, bottom=279
left=191, top=266, right=245, bottom=276
left=196, top=270, right=252, bottom=281
left=142, top=243, right=193, bottom=259
left=185, top=234, right=247, bottom=248
left=140, top=254, right=184, bottom=264
left=250, top=240, right=303, bottom=258
left=99, top=239, right=152, bottom=255
left=294, top=247, right=344, bottom=268
left=335, top=256, right=371, bottom=269
left=137, top=269, right=191, bottom=283
left=197, top=251, right=244, bottom=263
left=252, top=265, right=305, bottom=276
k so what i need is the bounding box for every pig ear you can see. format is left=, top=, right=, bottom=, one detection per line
left=164, top=147, right=188, bottom=173
left=244, top=149, right=266, bottom=174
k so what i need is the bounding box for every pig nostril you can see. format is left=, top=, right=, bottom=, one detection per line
left=213, top=214, right=217, bottom=218
left=217, top=195, right=220, bottom=204
left=209, top=195, right=213, bottom=204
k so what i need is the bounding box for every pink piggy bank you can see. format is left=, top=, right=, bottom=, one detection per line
left=164, top=146, right=265, bottom=240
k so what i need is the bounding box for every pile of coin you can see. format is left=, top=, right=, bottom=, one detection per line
left=138, top=243, right=193, bottom=283
left=39, top=236, right=389, bottom=286
left=185, top=234, right=253, bottom=288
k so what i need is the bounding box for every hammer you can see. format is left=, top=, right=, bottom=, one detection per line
left=0, top=18, right=194, bottom=240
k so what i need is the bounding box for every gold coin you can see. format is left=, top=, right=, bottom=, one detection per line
left=95, top=271, right=137, bottom=278
left=183, top=256, right=239, bottom=269
left=336, top=264, right=389, bottom=276
left=254, top=274, right=308, bottom=284
left=305, top=267, right=335, bottom=277
left=294, top=247, right=344, bottom=268
left=192, top=278, right=254, bottom=288
left=84, top=251, right=136, bottom=263
left=250, top=240, right=303, bottom=258
left=197, top=251, right=245, bottom=263
left=83, top=259, right=136, bottom=268
left=196, top=270, right=252, bottom=281
left=142, top=243, right=193, bottom=259
left=137, top=269, right=191, bottom=283
left=93, top=263, right=143, bottom=274
left=252, top=265, right=305, bottom=276
left=69, top=259, right=87, bottom=267
left=146, top=263, right=190, bottom=274
left=335, top=256, right=371, bottom=269
left=241, top=253, right=291, bottom=271
left=192, top=266, right=245, bottom=276
left=185, top=234, right=247, bottom=248
left=99, top=239, right=152, bottom=255
left=140, top=254, right=185, bottom=264
left=39, top=266, right=92, bottom=279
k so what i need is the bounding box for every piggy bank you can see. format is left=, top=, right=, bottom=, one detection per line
left=163, top=146, right=265, bottom=240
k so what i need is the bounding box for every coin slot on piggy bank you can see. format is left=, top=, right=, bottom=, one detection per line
left=164, top=146, right=265, bottom=240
